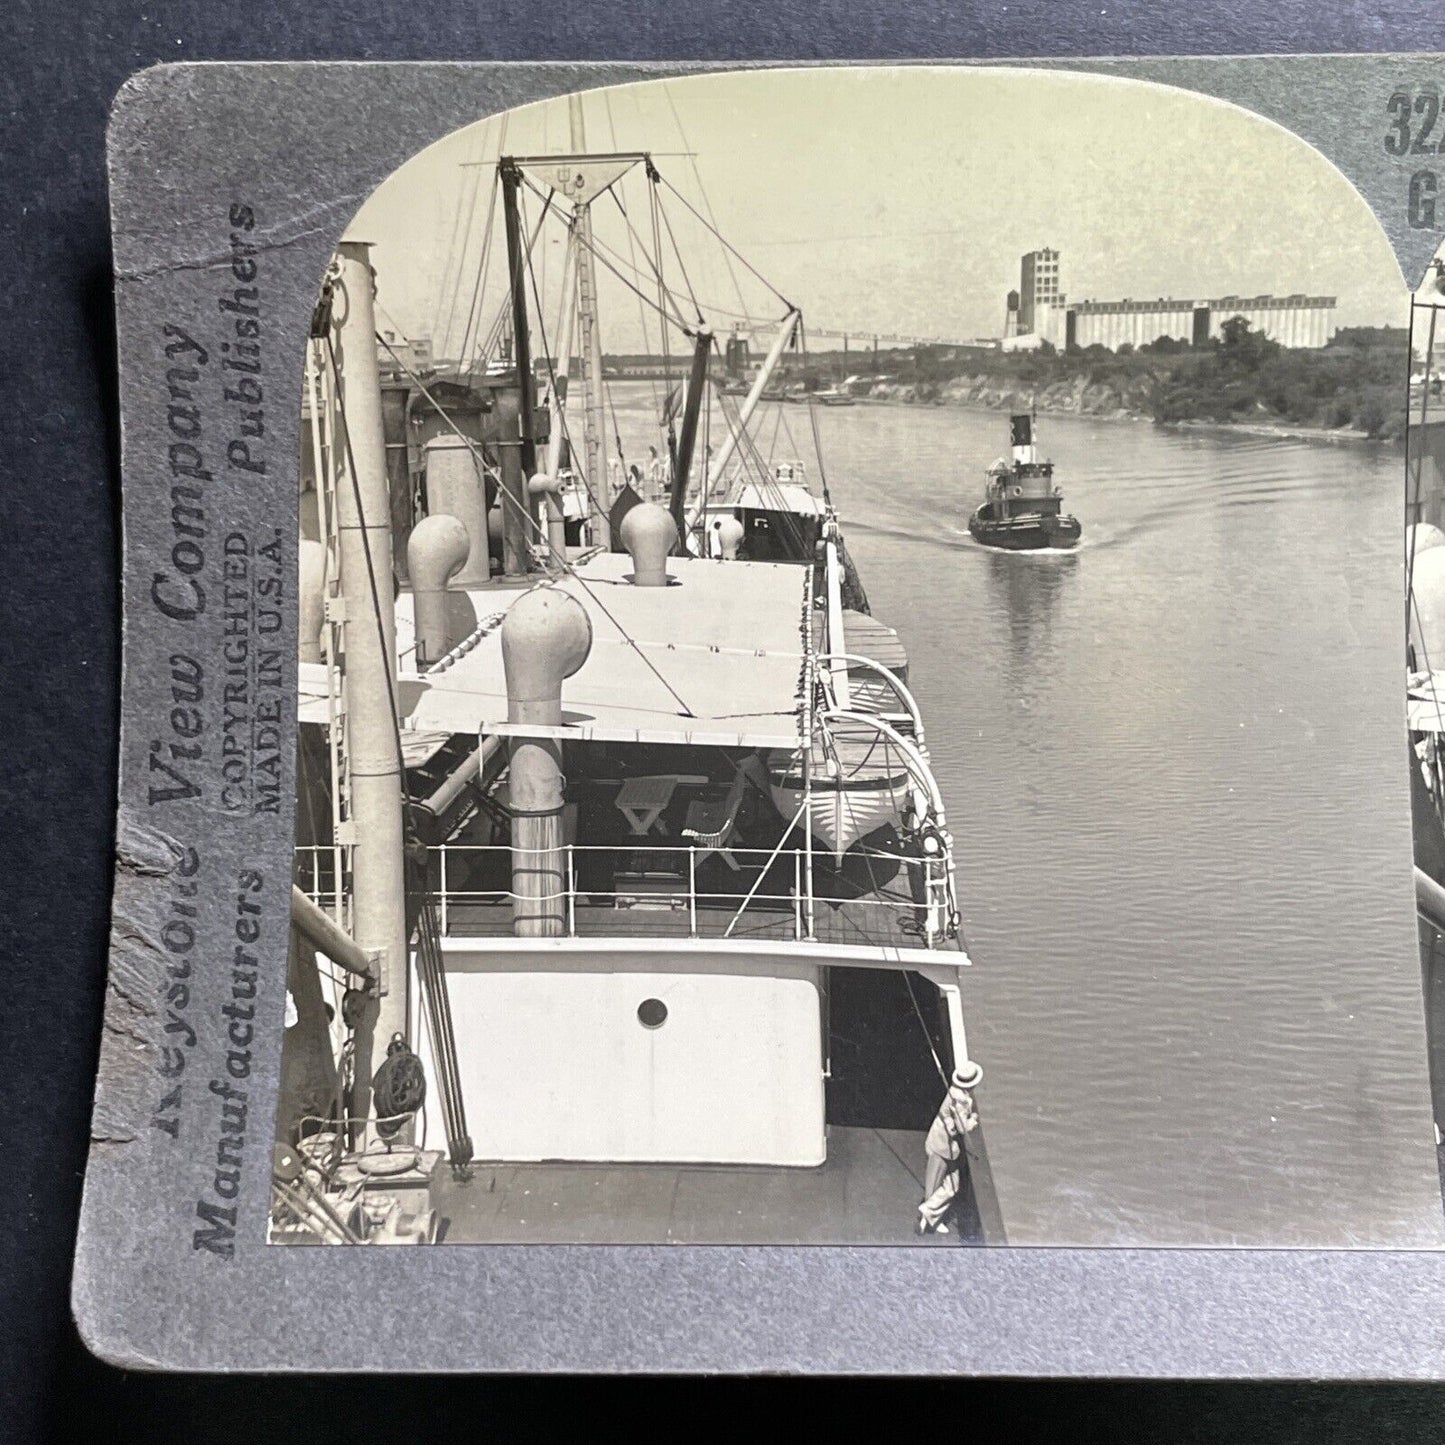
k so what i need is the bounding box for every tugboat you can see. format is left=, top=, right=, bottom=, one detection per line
left=968, top=413, right=1081, bottom=551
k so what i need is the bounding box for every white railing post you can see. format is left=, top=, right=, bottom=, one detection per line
left=567, top=845, right=577, bottom=937
left=290, top=839, right=969, bottom=952
left=931, top=858, right=948, bottom=945
left=794, top=850, right=802, bottom=940
left=438, top=845, right=448, bottom=936
left=688, top=848, right=698, bottom=937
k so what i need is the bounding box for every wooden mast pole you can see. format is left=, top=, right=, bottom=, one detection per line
left=669, top=327, right=713, bottom=536
left=569, top=94, right=611, bottom=547
left=499, top=158, right=543, bottom=573
left=690, top=308, right=800, bottom=522
left=331, top=240, right=408, bottom=1140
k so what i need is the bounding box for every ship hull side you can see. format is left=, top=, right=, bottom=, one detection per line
left=969, top=508, right=1082, bottom=551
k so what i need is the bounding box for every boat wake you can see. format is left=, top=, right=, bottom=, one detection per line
left=849, top=518, right=971, bottom=555
left=974, top=544, right=1081, bottom=558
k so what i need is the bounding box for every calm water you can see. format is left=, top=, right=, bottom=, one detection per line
left=610, top=386, right=1444, bottom=1246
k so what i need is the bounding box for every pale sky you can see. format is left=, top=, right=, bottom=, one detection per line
left=347, top=66, right=1409, bottom=358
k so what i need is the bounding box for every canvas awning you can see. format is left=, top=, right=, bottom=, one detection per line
left=297, top=551, right=810, bottom=751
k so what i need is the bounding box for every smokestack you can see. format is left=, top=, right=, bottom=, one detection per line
left=407, top=514, right=471, bottom=669
left=423, top=434, right=491, bottom=587
left=500, top=586, right=592, bottom=935
left=620, top=502, right=676, bottom=587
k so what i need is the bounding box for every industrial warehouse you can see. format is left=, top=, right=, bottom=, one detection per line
left=1001, top=246, right=1337, bottom=351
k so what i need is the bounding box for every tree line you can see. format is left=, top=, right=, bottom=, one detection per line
left=799, top=322, right=1412, bottom=440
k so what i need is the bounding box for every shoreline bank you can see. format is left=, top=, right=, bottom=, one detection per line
left=837, top=392, right=1391, bottom=448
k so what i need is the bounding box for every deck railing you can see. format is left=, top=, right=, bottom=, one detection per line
left=295, top=842, right=957, bottom=951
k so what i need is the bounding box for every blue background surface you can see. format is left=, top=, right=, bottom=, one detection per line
left=7, top=0, right=1445, bottom=1436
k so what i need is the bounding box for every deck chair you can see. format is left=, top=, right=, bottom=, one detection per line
left=682, top=756, right=765, bottom=871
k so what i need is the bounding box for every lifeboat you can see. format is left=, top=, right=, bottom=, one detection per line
left=768, top=719, right=914, bottom=861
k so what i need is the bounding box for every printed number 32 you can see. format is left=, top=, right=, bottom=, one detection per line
left=1386, top=91, right=1443, bottom=155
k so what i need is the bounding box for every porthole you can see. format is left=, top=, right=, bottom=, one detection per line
left=637, top=998, right=668, bottom=1029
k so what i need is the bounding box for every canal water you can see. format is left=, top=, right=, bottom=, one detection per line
left=608, top=384, right=1445, bottom=1246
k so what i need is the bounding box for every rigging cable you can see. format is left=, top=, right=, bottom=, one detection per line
left=903, top=970, right=950, bottom=1088
left=455, top=132, right=506, bottom=367
left=645, top=166, right=678, bottom=480
left=656, top=173, right=793, bottom=312
left=715, top=383, right=778, bottom=498
left=1407, top=294, right=1435, bottom=634
left=517, top=182, right=635, bottom=498
left=468, top=166, right=552, bottom=372
left=660, top=80, right=748, bottom=318
left=519, top=174, right=689, bottom=333
left=798, top=318, right=835, bottom=508
left=603, top=95, right=664, bottom=421
left=435, top=119, right=495, bottom=359
left=652, top=171, right=704, bottom=325
left=1410, top=287, right=1442, bottom=622
left=519, top=163, right=769, bottom=338
left=516, top=219, right=608, bottom=529
left=1411, top=589, right=1445, bottom=740
left=375, top=323, right=701, bottom=722
left=1407, top=307, right=1445, bottom=741
left=517, top=242, right=703, bottom=715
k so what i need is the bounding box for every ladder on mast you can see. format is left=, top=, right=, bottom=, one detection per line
left=304, top=333, right=356, bottom=931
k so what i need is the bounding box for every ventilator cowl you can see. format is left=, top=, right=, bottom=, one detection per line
left=620, top=502, right=677, bottom=587
left=408, top=513, right=472, bottom=668
left=500, top=585, right=593, bottom=726
left=713, top=514, right=745, bottom=560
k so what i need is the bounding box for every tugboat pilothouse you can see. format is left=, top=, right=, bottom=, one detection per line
left=969, top=413, right=1081, bottom=551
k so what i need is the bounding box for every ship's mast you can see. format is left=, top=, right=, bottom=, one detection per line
left=691, top=307, right=801, bottom=519
left=499, top=159, right=543, bottom=574
left=330, top=240, right=408, bottom=1138
left=668, top=326, right=713, bottom=533
left=545, top=231, right=577, bottom=481
left=569, top=94, right=612, bottom=547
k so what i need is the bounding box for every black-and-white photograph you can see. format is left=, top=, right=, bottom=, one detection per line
left=1404, top=246, right=1445, bottom=1213
left=272, top=66, right=1441, bottom=1249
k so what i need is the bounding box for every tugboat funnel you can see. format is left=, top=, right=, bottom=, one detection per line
left=620, top=501, right=677, bottom=586
left=1009, top=412, right=1036, bottom=465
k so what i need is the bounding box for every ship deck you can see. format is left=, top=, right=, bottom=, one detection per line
left=429, top=1125, right=990, bottom=1244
